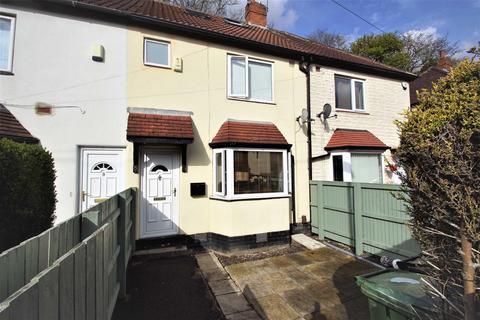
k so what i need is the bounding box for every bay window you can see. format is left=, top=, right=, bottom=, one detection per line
left=335, top=75, right=365, bottom=111
left=331, top=152, right=383, bottom=184
left=0, top=14, right=15, bottom=73
left=213, top=148, right=289, bottom=200
left=227, top=55, right=273, bottom=103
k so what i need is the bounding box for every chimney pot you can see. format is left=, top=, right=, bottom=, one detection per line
left=245, top=0, right=268, bottom=27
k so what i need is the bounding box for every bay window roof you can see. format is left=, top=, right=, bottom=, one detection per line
left=325, top=129, right=389, bottom=151
left=210, top=120, right=290, bottom=149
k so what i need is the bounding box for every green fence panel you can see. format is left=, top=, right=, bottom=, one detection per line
left=0, top=188, right=137, bottom=320
left=310, top=181, right=421, bottom=258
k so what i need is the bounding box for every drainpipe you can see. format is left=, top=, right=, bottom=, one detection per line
left=299, top=57, right=312, bottom=181
left=299, top=56, right=313, bottom=234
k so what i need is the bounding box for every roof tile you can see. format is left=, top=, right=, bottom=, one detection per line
left=0, top=104, right=39, bottom=143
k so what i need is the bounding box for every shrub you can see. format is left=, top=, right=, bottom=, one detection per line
left=0, top=138, right=56, bottom=252
left=396, top=59, right=479, bottom=319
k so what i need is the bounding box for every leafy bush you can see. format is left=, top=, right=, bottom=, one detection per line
left=396, top=60, right=479, bottom=319
left=0, top=139, right=56, bottom=252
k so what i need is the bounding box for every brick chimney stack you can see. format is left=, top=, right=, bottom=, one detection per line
left=437, top=50, right=453, bottom=70
left=245, top=0, right=268, bottom=27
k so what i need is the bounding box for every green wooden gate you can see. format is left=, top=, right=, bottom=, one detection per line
left=0, top=188, right=137, bottom=320
left=310, top=181, right=420, bottom=258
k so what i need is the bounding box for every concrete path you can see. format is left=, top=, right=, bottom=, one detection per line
left=196, top=252, right=262, bottom=320
left=112, top=253, right=224, bottom=320
left=224, top=247, right=379, bottom=320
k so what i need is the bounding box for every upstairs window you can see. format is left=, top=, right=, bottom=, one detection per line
left=0, top=14, right=15, bottom=73
left=144, top=38, right=170, bottom=68
left=335, top=75, right=365, bottom=111
left=228, top=55, right=273, bottom=103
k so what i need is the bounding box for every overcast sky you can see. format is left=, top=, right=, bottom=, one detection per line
left=237, top=0, right=480, bottom=57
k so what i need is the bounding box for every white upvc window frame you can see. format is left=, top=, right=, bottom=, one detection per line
left=227, top=54, right=275, bottom=104
left=329, top=150, right=384, bottom=183
left=0, top=14, right=16, bottom=73
left=143, top=38, right=171, bottom=68
left=334, top=75, right=366, bottom=112
left=212, top=147, right=289, bottom=200
left=213, top=149, right=226, bottom=196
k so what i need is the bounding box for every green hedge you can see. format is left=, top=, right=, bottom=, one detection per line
left=0, top=138, right=56, bottom=252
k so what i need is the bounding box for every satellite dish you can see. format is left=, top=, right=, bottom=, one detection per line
left=317, top=103, right=336, bottom=121
left=301, top=108, right=309, bottom=123
left=322, top=104, right=332, bottom=119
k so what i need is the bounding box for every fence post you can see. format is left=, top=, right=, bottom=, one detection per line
left=317, top=181, right=325, bottom=240
left=117, top=192, right=127, bottom=300
left=81, top=210, right=100, bottom=240
left=130, top=188, right=137, bottom=254
left=353, top=183, right=363, bottom=256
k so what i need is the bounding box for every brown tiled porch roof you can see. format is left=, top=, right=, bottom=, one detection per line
left=0, top=104, right=39, bottom=144
left=210, top=120, right=290, bottom=148
left=127, top=113, right=194, bottom=140
left=325, top=129, right=388, bottom=151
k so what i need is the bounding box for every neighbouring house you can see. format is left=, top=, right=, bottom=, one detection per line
left=409, top=50, right=453, bottom=107
left=0, top=0, right=414, bottom=249
left=310, top=55, right=415, bottom=184
left=0, top=103, right=39, bottom=144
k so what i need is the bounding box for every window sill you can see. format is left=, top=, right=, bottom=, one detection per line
left=144, top=62, right=171, bottom=70
left=335, top=109, right=369, bottom=115
left=0, top=70, right=14, bottom=76
left=227, top=97, right=276, bottom=105
left=210, top=194, right=291, bottom=202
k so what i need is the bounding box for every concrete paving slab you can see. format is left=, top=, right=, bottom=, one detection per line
left=226, top=310, right=262, bottom=320
left=251, top=294, right=300, bottom=320
left=196, top=252, right=223, bottom=272
left=202, top=268, right=230, bottom=282
left=210, top=279, right=241, bottom=296
left=242, top=281, right=275, bottom=300
left=281, top=288, right=319, bottom=316
left=292, top=234, right=325, bottom=250
left=216, top=293, right=252, bottom=315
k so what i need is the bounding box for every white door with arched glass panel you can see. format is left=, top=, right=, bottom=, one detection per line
left=80, top=148, right=125, bottom=211
left=141, top=150, right=180, bottom=238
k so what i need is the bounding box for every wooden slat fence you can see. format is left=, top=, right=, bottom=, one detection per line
left=0, top=188, right=137, bottom=320
left=310, top=181, right=421, bottom=258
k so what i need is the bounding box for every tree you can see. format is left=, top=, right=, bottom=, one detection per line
left=467, top=42, right=480, bottom=60
left=350, top=33, right=411, bottom=71
left=167, top=0, right=243, bottom=19
left=402, top=30, right=459, bottom=73
left=308, top=29, right=348, bottom=50
left=396, top=60, right=480, bottom=319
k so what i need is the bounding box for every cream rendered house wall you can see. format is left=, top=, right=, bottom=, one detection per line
left=310, top=65, right=410, bottom=183
left=0, top=5, right=128, bottom=222
left=126, top=27, right=309, bottom=237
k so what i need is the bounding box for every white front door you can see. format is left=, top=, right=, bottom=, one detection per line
left=141, top=150, right=180, bottom=238
left=80, top=148, right=125, bottom=211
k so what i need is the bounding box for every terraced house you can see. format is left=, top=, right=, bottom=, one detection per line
left=0, top=0, right=415, bottom=249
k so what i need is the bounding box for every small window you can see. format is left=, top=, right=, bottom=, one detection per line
left=151, top=165, right=168, bottom=173
left=335, top=75, right=365, bottom=111
left=0, top=14, right=15, bottom=73
left=228, top=55, right=273, bottom=103
left=144, top=39, right=170, bottom=68
left=332, top=155, right=344, bottom=181
left=214, top=150, right=225, bottom=195
left=92, top=162, right=115, bottom=172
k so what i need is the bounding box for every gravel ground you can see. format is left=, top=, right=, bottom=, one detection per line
left=215, top=242, right=306, bottom=266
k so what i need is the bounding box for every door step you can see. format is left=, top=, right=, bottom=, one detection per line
left=134, top=245, right=190, bottom=257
